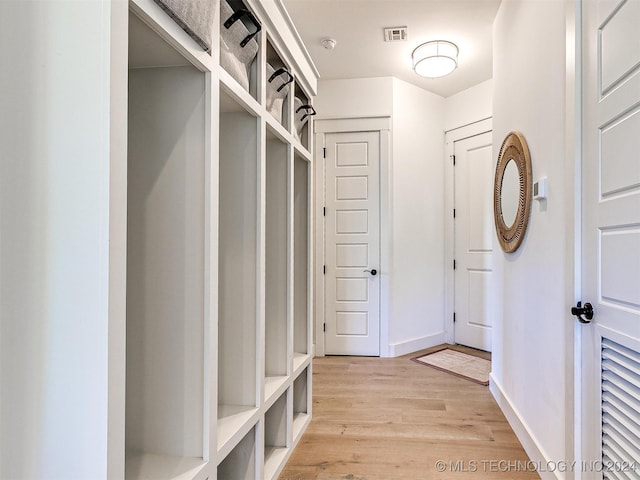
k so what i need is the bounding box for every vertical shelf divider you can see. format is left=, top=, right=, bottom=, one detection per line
left=209, top=67, right=220, bottom=465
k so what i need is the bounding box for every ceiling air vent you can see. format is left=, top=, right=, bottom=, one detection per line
left=384, top=26, right=408, bottom=42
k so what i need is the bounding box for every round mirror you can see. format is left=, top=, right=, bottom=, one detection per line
left=500, top=159, right=520, bottom=228
left=494, top=132, right=532, bottom=253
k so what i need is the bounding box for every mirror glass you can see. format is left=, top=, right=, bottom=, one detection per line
left=501, top=159, right=520, bottom=228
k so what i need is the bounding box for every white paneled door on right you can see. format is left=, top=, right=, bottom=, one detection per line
left=325, top=131, right=380, bottom=356
left=454, top=132, right=493, bottom=352
left=581, top=0, right=640, bottom=471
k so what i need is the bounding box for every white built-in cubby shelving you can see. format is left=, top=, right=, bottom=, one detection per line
left=265, top=127, right=289, bottom=403
left=218, top=426, right=257, bottom=480
left=263, top=393, right=289, bottom=480
left=124, top=0, right=317, bottom=478
left=126, top=12, right=209, bottom=479
left=292, top=366, right=311, bottom=443
left=293, top=154, right=311, bottom=373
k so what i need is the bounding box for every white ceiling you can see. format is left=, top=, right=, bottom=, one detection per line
left=281, top=0, right=501, bottom=98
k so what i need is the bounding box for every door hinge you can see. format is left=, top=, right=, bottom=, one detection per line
left=452, top=154, right=456, bottom=166
left=323, top=206, right=326, bottom=216
left=453, top=209, right=456, bottom=219
left=323, top=147, right=326, bottom=158
left=323, top=265, right=326, bottom=274
left=453, top=259, right=456, bottom=270
left=323, top=323, right=326, bottom=332
left=453, top=312, right=456, bottom=323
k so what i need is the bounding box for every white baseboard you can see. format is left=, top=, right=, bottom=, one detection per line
left=386, top=332, right=446, bottom=357
left=489, top=374, right=559, bottom=480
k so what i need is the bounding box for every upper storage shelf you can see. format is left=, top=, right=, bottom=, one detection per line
left=220, top=0, right=261, bottom=99
left=292, top=83, right=316, bottom=151
left=218, top=0, right=318, bottom=152
left=141, top=0, right=319, bottom=155
left=152, top=0, right=215, bottom=52
left=265, top=40, right=293, bottom=129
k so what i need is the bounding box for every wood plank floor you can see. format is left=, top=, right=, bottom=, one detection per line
left=279, top=345, right=540, bottom=480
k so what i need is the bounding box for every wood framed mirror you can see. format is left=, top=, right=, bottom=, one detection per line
left=494, top=131, right=532, bottom=253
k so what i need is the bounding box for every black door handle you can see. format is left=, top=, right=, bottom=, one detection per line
left=364, top=269, right=377, bottom=276
left=571, top=301, right=593, bottom=324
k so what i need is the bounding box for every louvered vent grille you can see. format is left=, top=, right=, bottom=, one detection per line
left=601, top=338, right=640, bottom=479
left=383, top=26, right=407, bottom=42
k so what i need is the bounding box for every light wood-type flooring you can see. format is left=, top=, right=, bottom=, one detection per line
left=279, top=345, right=540, bottom=480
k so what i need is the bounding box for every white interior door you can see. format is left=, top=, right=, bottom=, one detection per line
left=580, top=0, right=640, bottom=468
left=324, top=131, right=380, bottom=356
left=453, top=132, right=493, bottom=352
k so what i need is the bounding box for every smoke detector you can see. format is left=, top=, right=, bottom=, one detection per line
left=320, top=38, right=337, bottom=50
left=384, top=26, right=408, bottom=42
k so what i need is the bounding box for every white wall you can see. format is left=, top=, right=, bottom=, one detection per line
left=315, top=76, right=446, bottom=356
left=491, top=0, right=574, bottom=475
left=315, top=77, right=393, bottom=119
left=442, top=81, right=494, bottom=349
left=389, top=78, right=446, bottom=356
left=0, top=2, right=124, bottom=478
left=444, top=79, right=493, bottom=131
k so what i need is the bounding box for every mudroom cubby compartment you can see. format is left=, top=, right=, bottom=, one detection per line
left=126, top=12, right=207, bottom=479
left=153, top=0, right=215, bottom=53
left=292, top=83, right=315, bottom=151
left=218, top=87, right=260, bottom=452
left=293, top=155, right=310, bottom=370
left=292, top=367, right=311, bottom=442
left=220, top=0, right=261, bottom=99
left=263, top=392, right=289, bottom=480
left=265, top=41, right=293, bottom=128
left=265, top=128, right=290, bottom=403
left=218, top=427, right=257, bottom=480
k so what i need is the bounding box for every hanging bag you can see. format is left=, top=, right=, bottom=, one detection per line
left=293, top=98, right=316, bottom=141
left=220, top=0, right=261, bottom=91
left=153, top=0, right=214, bottom=52
left=265, top=64, right=294, bottom=124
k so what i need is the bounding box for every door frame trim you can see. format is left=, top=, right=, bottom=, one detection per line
left=444, top=118, right=492, bottom=346
left=568, top=0, right=582, bottom=473
left=313, top=116, right=391, bottom=356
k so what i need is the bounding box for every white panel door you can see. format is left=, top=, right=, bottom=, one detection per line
left=325, top=131, right=380, bottom=356
left=454, top=132, right=493, bottom=352
left=580, top=0, right=640, bottom=469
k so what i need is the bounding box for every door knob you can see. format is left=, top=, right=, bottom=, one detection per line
left=364, top=269, right=377, bottom=276
left=571, top=301, right=593, bottom=324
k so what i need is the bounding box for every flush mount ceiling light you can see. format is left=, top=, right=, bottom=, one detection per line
left=412, top=40, right=458, bottom=78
